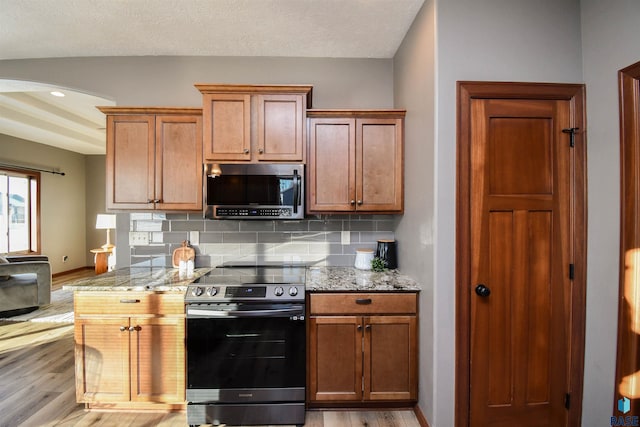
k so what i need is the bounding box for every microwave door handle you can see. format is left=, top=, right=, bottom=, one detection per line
left=292, top=170, right=301, bottom=214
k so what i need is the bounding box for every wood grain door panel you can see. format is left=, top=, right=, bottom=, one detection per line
left=364, top=315, right=417, bottom=401
left=257, top=94, right=305, bottom=161
left=75, top=317, right=130, bottom=403
left=203, top=93, right=251, bottom=161
left=155, top=114, right=203, bottom=210
left=130, top=317, right=185, bottom=403
left=357, top=119, right=403, bottom=211
left=469, top=97, right=573, bottom=427
left=309, top=316, right=362, bottom=401
left=307, top=118, right=356, bottom=212
left=106, top=115, right=155, bottom=209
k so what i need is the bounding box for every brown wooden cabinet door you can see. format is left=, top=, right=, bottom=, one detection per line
left=257, top=94, right=305, bottom=161
left=307, top=117, right=356, bottom=212
left=106, top=115, right=155, bottom=209
left=364, top=315, right=417, bottom=401
left=130, top=317, right=185, bottom=404
left=155, top=115, right=203, bottom=210
left=357, top=118, right=403, bottom=212
left=307, top=112, right=405, bottom=214
left=309, top=316, right=362, bottom=402
left=202, top=93, right=251, bottom=161
left=75, top=317, right=131, bottom=403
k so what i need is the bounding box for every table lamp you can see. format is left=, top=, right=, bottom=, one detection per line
left=96, top=214, right=116, bottom=251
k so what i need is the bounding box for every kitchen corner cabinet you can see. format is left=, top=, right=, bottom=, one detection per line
left=74, top=292, right=185, bottom=410
left=195, top=84, right=312, bottom=162
left=308, top=292, right=418, bottom=405
left=307, top=110, right=405, bottom=214
left=99, top=107, right=203, bottom=211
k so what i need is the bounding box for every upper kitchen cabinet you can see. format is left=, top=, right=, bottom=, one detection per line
left=307, top=110, right=405, bottom=214
left=195, top=84, right=312, bottom=162
left=99, top=107, right=203, bottom=211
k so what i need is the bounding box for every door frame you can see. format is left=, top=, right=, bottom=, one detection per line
left=455, top=82, right=587, bottom=427
left=615, top=60, right=640, bottom=415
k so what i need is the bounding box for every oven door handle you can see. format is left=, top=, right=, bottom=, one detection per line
left=187, top=307, right=304, bottom=318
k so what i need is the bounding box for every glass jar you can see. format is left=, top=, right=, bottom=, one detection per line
left=354, top=249, right=375, bottom=270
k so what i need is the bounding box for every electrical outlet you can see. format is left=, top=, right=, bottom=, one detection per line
left=129, top=231, right=149, bottom=245
left=341, top=230, right=350, bottom=245
left=189, top=231, right=200, bottom=246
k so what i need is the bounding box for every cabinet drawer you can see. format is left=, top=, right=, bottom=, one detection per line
left=74, top=292, right=185, bottom=316
left=309, top=293, right=416, bottom=315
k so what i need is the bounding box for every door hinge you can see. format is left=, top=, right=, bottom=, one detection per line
left=562, top=127, right=579, bottom=147
left=569, top=263, right=575, bottom=280
left=564, top=392, right=571, bottom=409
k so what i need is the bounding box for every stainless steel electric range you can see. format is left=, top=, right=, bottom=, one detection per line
left=185, top=266, right=306, bottom=427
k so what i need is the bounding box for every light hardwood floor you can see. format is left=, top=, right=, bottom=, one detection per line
left=0, top=270, right=423, bottom=427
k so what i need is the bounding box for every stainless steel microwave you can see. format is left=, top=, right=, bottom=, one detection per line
left=204, top=163, right=304, bottom=220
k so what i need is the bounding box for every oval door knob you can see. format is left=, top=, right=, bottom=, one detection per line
left=475, top=284, right=491, bottom=297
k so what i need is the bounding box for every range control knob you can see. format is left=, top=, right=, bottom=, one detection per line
left=274, top=286, right=284, bottom=297
left=288, top=287, right=299, bottom=296
left=191, top=286, right=204, bottom=297
left=206, top=287, right=218, bottom=297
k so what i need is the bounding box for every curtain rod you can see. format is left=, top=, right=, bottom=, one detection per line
left=0, top=162, right=65, bottom=176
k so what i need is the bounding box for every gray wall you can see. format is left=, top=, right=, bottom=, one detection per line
left=581, top=0, right=640, bottom=424
left=397, top=0, right=584, bottom=425
left=0, top=134, right=87, bottom=273
left=0, top=56, right=393, bottom=109
left=393, top=0, right=436, bottom=422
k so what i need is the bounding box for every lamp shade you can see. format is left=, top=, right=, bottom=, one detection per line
left=96, top=214, right=116, bottom=230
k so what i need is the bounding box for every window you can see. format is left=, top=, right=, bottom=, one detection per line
left=0, top=167, right=40, bottom=254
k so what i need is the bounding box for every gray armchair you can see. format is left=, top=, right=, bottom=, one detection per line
left=0, top=255, right=51, bottom=314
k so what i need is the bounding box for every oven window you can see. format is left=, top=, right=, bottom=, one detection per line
left=207, top=175, right=295, bottom=206
left=187, top=316, right=305, bottom=389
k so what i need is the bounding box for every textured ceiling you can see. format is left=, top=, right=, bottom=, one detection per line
left=0, top=0, right=425, bottom=155
left=0, top=0, right=425, bottom=60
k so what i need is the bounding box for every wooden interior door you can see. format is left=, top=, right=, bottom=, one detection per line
left=457, top=82, right=587, bottom=427
left=616, top=60, right=640, bottom=417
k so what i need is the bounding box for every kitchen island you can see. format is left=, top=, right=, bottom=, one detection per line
left=64, top=267, right=211, bottom=411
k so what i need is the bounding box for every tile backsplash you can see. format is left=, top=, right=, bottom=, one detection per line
left=125, top=213, right=397, bottom=268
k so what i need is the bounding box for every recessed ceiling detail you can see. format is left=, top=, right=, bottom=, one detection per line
left=0, top=80, right=114, bottom=155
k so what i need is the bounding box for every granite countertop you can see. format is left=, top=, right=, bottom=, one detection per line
left=305, top=266, right=420, bottom=292
left=62, top=266, right=419, bottom=293
left=62, top=267, right=212, bottom=292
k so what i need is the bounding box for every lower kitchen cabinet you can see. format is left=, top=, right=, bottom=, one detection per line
left=74, top=292, right=185, bottom=409
left=308, top=292, right=418, bottom=405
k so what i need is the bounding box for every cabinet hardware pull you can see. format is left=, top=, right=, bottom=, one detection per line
left=350, top=200, right=356, bottom=205
left=119, top=326, right=126, bottom=332
left=258, top=148, right=264, bottom=154
left=120, top=299, right=141, bottom=304
left=154, top=199, right=161, bottom=203
left=357, top=200, right=363, bottom=205
left=365, top=324, right=371, bottom=330
left=357, top=324, right=362, bottom=331
left=147, top=199, right=154, bottom=203
left=355, top=298, right=372, bottom=305
left=128, top=326, right=136, bottom=332
left=244, top=149, right=250, bottom=154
